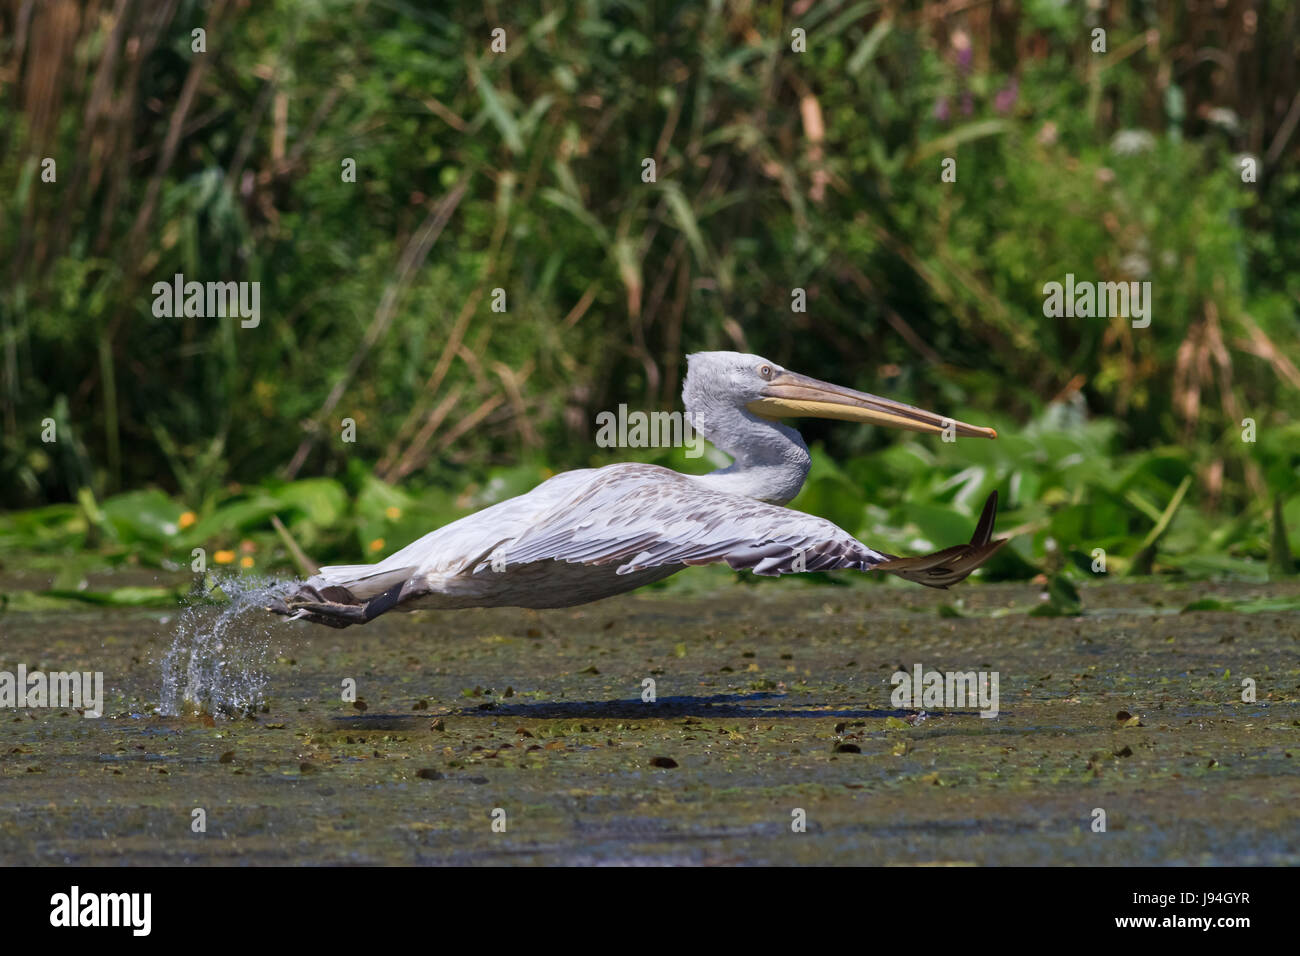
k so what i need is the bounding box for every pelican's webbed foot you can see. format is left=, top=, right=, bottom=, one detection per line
left=266, top=582, right=406, bottom=629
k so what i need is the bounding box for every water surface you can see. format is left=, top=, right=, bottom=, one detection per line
left=1, top=576, right=1297, bottom=865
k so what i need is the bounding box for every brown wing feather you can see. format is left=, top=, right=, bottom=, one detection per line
left=873, top=491, right=1007, bottom=589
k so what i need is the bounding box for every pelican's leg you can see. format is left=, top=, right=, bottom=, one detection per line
left=267, top=582, right=406, bottom=629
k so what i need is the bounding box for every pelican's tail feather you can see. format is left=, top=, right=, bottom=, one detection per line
left=315, top=563, right=414, bottom=599
left=874, top=491, right=1007, bottom=589
left=265, top=564, right=418, bottom=628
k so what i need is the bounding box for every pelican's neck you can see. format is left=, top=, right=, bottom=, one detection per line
left=686, top=395, right=811, bottom=505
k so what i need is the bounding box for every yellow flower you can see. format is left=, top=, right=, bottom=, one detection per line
left=240, top=556, right=255, bottom=569
left=214, top=550, right=235, bottom=565
left=178, top=511, right=197, bottom=530
left=369, top=538, right=385, bottom=552
left=385, top=506, right=401, bottom=520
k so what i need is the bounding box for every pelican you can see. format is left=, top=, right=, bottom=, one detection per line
left=269, top=352, right=1006, bottom=628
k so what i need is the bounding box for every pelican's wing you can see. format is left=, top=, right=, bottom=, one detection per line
left=495, top=464, right=884, bottom=576
left=871, top=490, right=1007, bottom=588
left=268, top=468, right=607, bottom=625
left=273, top=464, right=1007, bottom=627
left=309, top=466, right=606, bottom=595
left=501, top=465, right=1004, bottom=588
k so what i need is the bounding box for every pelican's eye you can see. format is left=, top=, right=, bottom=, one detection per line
left=758, top=365, right=774, bottom=380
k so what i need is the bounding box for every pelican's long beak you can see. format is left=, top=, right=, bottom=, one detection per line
left=748, top=370, right=997, bottom=439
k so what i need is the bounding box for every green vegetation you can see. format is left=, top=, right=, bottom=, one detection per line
left=5, top=403, right=1299, bottom=608
left=2, top=1, right=1298, bottom=590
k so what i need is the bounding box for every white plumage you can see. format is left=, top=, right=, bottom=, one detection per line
left=270, top=352, right=1005, bottom=627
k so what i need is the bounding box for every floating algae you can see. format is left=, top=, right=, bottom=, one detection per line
left=158, top=576, right=292, bottom=717
left=3, top=578, right=1298, bottom=864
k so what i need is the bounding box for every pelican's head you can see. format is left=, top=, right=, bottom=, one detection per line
left=683, top=351, right=997, bottom=439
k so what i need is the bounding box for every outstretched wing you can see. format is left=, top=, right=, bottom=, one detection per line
left=272, top=465, right=1008, bottom=627
left=503, top=465, right=1005, bottom=588
left=497, top=464, right=887, bottom=576
left=871, top=490, right=1007, bottom=588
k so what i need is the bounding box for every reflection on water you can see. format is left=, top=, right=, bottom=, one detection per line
left=158, top=577, right=292, bottom=716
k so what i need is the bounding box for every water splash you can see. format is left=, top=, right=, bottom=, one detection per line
left=158, top=576, right=294, bottom=717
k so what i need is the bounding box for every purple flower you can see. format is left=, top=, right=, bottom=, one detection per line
left=994, top=78, right=1018, bottom=114
left=961, top=91, right=973, bottom=116
left=934, top=97, right=950, bottom=122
